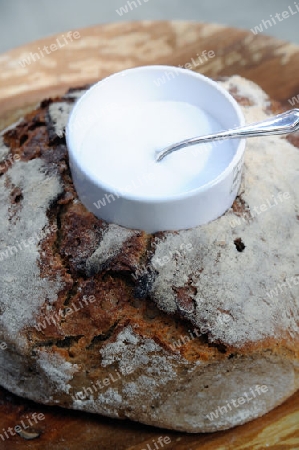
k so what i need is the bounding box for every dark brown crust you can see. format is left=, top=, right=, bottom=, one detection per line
left=287, top=131, right=299, bottom=148
left=2, top=93, right=224, bottom=364
left=2, top=87, right=299, bottom=375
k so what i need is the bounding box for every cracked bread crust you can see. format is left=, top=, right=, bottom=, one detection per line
left=0, top=77, right=299, bottom=432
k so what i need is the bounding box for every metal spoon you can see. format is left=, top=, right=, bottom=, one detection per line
left=156, top=108, right=299, bottom=162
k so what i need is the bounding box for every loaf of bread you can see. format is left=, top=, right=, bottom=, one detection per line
left=0, top=76, right=298, bottom=433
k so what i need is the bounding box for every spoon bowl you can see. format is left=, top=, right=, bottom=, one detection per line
left=156, top=109, right=299, bottom=162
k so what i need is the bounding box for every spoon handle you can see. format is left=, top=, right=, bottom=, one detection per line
left=156, top=109, right=299, bottom=162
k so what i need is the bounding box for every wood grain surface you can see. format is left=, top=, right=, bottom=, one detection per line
left=0, top=20, right=299, bottom=450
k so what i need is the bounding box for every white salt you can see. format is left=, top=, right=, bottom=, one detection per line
left=79, top=101, right=234, bottom=198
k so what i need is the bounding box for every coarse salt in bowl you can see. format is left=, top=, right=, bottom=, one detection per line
left=66, top=65, right=245, bottom=232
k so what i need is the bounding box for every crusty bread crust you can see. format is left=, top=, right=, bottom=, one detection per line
left=0, top=77, right=298, bottom=432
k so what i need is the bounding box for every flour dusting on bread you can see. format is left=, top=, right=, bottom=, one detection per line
left=0, top=77, right=298, bottom=433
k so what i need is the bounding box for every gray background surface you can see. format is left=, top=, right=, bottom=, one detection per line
left=0, top=0, right=298, bottom=54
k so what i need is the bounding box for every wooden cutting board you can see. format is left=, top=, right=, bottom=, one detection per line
left=1, top=21, right=299, bottom=450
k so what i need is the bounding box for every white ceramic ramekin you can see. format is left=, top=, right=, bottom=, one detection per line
left=66, top=65, right=245, bottom=232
